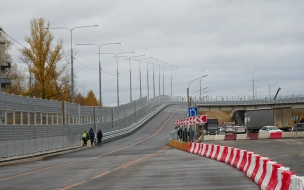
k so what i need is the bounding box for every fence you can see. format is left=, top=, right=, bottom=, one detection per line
left=0, top=93, right=171, bottom=158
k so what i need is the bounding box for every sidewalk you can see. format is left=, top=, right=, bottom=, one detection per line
left=0, top=144, right=92, bottom=167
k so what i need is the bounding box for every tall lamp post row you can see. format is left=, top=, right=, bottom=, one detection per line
left=187, top=75, right=208, bottom=108
left=45, top=25, right=178, bottom=106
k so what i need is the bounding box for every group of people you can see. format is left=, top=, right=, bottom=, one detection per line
left=177, top=127, right=195, bottom=142
left=82, top=128, right=103, bottom=147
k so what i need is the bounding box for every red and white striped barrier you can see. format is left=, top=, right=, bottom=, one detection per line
left=183, top=142, right=302, bottom=190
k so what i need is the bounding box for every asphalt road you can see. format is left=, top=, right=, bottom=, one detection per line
left=210, top=138, right=304, bottom=176
left=0, top=105, right=258, bottom=190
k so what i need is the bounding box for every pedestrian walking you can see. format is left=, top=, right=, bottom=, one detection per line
left=82, top=131, right=88, bottom=147
left=97, top=129, right=103, bottom=146
left=182, top=128, right=188, bottom=142
left=89, top=128, right=95, bottom=146
left=188, top=128, right=194, bottom=142
left=177, top=127, right=182, bottom=141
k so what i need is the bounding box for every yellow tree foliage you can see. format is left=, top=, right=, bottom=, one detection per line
left=75, top=93, right=86, bottom=106
left=20, top=18, right=70, bottom=101
left=85, top=90, right=100, bottom=106
left=74, top=90, right=100, bottom=106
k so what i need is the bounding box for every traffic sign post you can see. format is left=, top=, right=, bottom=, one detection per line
left=188, top=107, right=198, bottom=117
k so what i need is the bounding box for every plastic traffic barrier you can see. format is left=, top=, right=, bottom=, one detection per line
left=216, top=146, right=224, bottom=161
left=281, top=171, right=295, bottom=190
left=224, top=134, right=237, bottom=140
left=247, top=133, right=259, bottom=140
left=270, top=132, right=282, bottom=139
left=221, top=146, right=228, bottom=162
left=250, top=155, right=262, bottom=181
left=265, top=163, right=283, bottom=190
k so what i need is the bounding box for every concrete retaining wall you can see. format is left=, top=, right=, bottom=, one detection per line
left=204, top=135, right=215, bottom=141
left=258, top=133, right=270, bottom=139
left=236, top=134, right=247, bottom=140
left=214, top=135, right=225, bottom=141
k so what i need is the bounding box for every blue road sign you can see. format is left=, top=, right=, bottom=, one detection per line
left=188, top=107, right=198, bottom=117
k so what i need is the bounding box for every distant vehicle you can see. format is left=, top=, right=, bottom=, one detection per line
left=225, top=125, right=234, bottom=134
left=233, top=126, right=246, bottom=134
left=206, top=118, right=219, bottom=135
left=246, top=109, right=291, bottom=132
left=259, top=126, right=282, bottom=133
left=292, top=123, right=304, bottom=132
left=218, top=126, right=224, bottom=132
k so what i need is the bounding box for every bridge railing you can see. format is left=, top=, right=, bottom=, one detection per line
left=194, top=94, right=304, bottom=105
left=0, top=93, right=171, bottom=158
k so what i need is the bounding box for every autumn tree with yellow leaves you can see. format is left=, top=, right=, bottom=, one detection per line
left=75, top=90, right=100, bottom=106
left=20, top=17, right=71, bottom=101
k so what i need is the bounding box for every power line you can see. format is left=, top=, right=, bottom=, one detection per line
left=1, top=31, right=26, bottom=49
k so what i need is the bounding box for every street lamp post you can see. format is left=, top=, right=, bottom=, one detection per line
left=155, top=62, right=168, bottom=96
left=252, top=71, right=258, bottom=100
left=142, top=58, right=159, bottom=100
left=148, top=60, right=163, bottom=97
left=187, top=75, right=208, bottom=108
left=170, top=68, right=179, bottom=97
left=132, top=57, right=153, bottom=99
left=46, top=25, right=98, bottom=103
left=118, top=55, right=146, bottom=102
left=161, top=64, right=173, bottom=95
left=193, top=91, right=208, bottom=101
left=99, top=52, right=135, bottom=106
left=199, top=70, right=207, bottom=100
left=190, top=87, right=209, bottom=98
left=77, top=42, right=122, bottom=106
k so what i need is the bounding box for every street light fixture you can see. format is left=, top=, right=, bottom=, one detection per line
left=252, top=70, right=258, bottom=100
left=99, top=52, right=136, bottom=106
left=131, top=57, right=154, bottom=99
left=45, top=24, right=99, bottom=103
left=161, top=64, right=173, bottom=95
left=76, top=42, right=122, bottom=106
left=141, top=58, right=159, bottom=100
left=193, top=91, right=208, bottom=101
left=170, top=68, right=179, bottom=97
left=117, top=55, right=146, bottom=102
left=187, top=75, right=208, bottom=107
left=155, top=62, right=169, bottom=96
left=148, top=60, right=163, bottom=97
left=199, top=70, right=207, bottom=100
left=190, top=87, right=209, bottom=97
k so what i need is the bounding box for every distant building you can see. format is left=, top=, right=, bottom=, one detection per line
left=0, top=41, right=11, bottom=92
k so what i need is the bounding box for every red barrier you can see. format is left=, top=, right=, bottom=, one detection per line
left=232, top=149, right=241, bottom=167
left=251, top=155, right=261, bottom=181
left=227, top=148, right=235, bottom=165
left=247, top=133, right=258, bottom=140
left=224, top=134, right=237, bottom=140
left=270, top=132, right=282, bottom=139
left=203, top=144, right=209, bottom=157
left=221, top=146, right=228, bottom=162
left=266, top=163, right=283, bottom=190
left=244, top=152, right=254, bottom=175
left=213, top=145, right=220, bottom=160
left=239, top=151, right=248, bottom=171
left=281, top=171, right=295, bottom=190
left=258, top=159, right=271, bottom=188
left=208, top=145, right=214, bottom=158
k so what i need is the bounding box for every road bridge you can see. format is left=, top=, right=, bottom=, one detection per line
left=0, top=105, right=259, bottom=189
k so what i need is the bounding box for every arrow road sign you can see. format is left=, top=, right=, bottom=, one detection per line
left=188, top=107, right=198, bottom=117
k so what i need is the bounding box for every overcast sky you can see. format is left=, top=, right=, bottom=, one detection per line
left=1, top=0, right=303, bottom=106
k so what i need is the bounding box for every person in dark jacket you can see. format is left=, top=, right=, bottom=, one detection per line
left=97, top=129, right=103, bottom=146
left=177, top=127, right=183, bottom=141
left=188, top=128, right=194, bottom=142
left=89, top=128, right=95, bottom=146
left=182, top=128, right=188, bottom=142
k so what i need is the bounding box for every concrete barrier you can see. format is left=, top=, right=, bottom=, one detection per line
left=296, top=132, right=304, bottom=138
left=204, top=135, right=215, bottom=141
left=258, top=133, right=270, bottom=139
left=281, top=132, right=296, bottom=138
left=236, top=134, right=247, bottom=140
left=214, top=135, right=225, bottom=141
